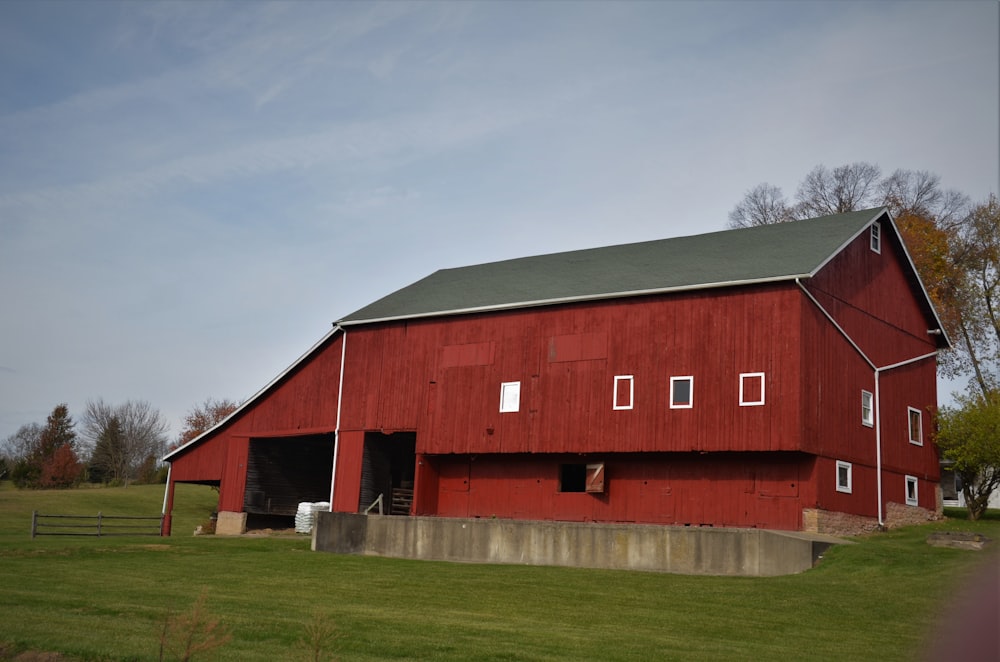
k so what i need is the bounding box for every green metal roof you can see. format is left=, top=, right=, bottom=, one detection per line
left=340, top=208, right=887, bottom=325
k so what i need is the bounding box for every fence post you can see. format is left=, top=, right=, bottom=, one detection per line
left=31, top=510, right=37, bottom=539
left=97, top=511, right=103, bottom=537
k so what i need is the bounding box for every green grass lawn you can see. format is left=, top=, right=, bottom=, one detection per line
left=1, top=481, right=997, bottom=661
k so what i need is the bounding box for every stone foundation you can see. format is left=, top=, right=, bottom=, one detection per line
left=884, top=501, right=942, bottom=529
left=803, top=508, right=881, bottom=536
left=215, top=511, right=247, bottom=536
left=804, top=501, right=942, bottom=536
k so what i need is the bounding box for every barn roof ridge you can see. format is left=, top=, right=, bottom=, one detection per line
left=339, top=207, right=887, bottom=325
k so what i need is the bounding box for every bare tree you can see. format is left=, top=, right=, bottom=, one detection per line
left=82, top=399, right=169, bottom=486
left=794, top=162, right=883, bottom=217
left=952, top=196, right=1000, bottom=397
left=879, top=169, right=970, bottom=227
left=727, top=183, right=795, bottom=229
left=2, top=423, right=42, bottom=461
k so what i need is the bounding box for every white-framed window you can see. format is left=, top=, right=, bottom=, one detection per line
left=905, top=475, right=919, bottom=506
left=836, top=461, right=853, bottom=494
left=861, top=390, right=874, bottom=427
left=499, top=381, right=521, bottom=413
left=739, top=372, right=766, bottom=406
left=613, top=375, right=634, bottom=410
left=908, top=407, right=923, bottom=445
left=669, top=376, right=693, bottom=409
left=870, top=222, right=881, bottom=254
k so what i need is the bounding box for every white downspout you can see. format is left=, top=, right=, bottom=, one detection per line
left=161, top=464, right=172, bottom=514
left=328, top=328, right=347, bottom=510
left=796, top=279, right=937, bottom=528
left=160, top=464, right=172, bottom=536
left=873, top=370, right=883, bottom=527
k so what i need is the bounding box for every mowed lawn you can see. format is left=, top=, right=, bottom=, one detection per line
left=0, top=481, right=997, bottom=661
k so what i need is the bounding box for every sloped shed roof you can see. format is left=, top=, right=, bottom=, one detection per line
left=341, top=208, right=888, bottom=325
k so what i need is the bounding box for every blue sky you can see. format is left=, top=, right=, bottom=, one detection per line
left=1, top=0, right=997, bottom=444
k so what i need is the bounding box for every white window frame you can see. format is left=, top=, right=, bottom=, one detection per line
left=739, top=372, right=766, bottom=406
left=836, top=460, right=853, bottom=494
left=861, top=390, right=874, bottom=427
left=870, top=222, right=881, bottom=254
left=499, top=381, right=521, bottom=413
left=669, top=376, right=694, bottom=409
left=905, top=475, right=919, bottom=506
left=613, top=375, right=634, bottom=410
left=907, top=407, right=923, bottom=445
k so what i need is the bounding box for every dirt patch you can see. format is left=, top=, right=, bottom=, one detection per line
left=244, top=527, right=301, bottom=537
left=927, top=531, right=993, bottom=551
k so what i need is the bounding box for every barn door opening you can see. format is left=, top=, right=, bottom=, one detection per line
left=359, top=431, right=416, bottom=516
left=243, top=433, right=334, bottom=528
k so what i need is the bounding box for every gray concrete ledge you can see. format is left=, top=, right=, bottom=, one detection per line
left=313, top=513, right=847, bottom=576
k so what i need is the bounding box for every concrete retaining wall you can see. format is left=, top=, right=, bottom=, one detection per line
left=313, top=513, right=844, bottom=576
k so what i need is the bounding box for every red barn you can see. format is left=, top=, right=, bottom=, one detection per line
left=162, top=208, right=947, bottom=536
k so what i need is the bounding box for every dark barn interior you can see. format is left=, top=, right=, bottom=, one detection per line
left=243, top=434, right=335, bottom=527
left=358, top=431, right=416, bottom=516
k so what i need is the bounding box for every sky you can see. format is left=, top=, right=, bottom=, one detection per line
left=0, top=0, right=997, bottom=446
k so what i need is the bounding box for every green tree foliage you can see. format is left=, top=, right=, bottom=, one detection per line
left=936, top=393, right=1000, bottom=520
left=88, top=415, right=125, bottom=484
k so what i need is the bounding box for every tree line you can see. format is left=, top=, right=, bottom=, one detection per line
left=0, top=398, right=238, bottom=489
left=730, top=162, right=999, bottom=519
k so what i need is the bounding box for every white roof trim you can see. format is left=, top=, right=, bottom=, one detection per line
left=338, top=274, right=813, bottom=327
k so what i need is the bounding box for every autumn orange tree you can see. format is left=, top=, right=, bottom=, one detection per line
left=175, top=398, right=240, bottom=449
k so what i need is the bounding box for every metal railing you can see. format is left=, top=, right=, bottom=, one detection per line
left=363, top=494, right=384, bottom=515
left=31, top=511, right=164, bottom=538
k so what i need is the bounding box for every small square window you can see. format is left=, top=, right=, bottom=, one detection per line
left=905, top=475, right=918, bottom=506
left=836, top=461, right=852, bottom=494
left=670, top=376, right=693, bottom=409
left=870, top=222, right=881, bottom=253
left=499, top=381, right=521, bottom=413
left=908, top=407, right=923, bottom=445
left=739, top=372, right=765, bottom=406
left=861, top=390, right=874, bottom=427
left=613, top=375, right=634, bottom=410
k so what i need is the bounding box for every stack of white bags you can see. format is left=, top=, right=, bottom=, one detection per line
left=294, top=501, right=330, bottom=534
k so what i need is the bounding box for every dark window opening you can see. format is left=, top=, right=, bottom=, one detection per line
left=558, top=462, right=606, bottom=494
left=560, top=464, right=587, bottom=492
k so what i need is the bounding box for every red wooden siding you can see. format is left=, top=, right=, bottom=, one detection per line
left=420, top=452, right=810, bottom=530
left=219, top=437, right=249, bottom=512
left=799, top=228, right=940, bottom=518
left=331, top=430, right=364, bottom=513
left=340, top=284, right=804, bottom=456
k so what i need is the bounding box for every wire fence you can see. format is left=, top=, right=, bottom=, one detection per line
left=31, top=511, right=164, bottom=538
